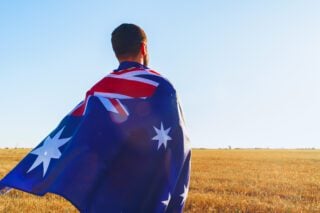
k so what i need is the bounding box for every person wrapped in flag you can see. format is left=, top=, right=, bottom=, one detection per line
left=0, top=23, right=191, bottom=213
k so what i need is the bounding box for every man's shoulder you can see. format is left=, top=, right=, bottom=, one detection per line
left=90, top=67, right=176, bottom=99
left=142, top=68, right=177, bottom=97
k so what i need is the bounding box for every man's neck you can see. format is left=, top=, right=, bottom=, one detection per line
left=115, top=61, right=147, bottom=72
left=119, top=56, right=143, bottom=65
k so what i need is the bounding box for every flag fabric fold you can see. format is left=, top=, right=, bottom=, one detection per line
left=0, top=63, right=191, bottom=213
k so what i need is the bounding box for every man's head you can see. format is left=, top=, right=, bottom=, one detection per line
left=111, top=23, right=149, bottom=66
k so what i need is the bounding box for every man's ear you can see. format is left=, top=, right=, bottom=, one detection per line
left=140, top=43, right=147, bottom=56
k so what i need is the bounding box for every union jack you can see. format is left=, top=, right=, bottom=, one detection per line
left=70, top=67, right=161, bottom=117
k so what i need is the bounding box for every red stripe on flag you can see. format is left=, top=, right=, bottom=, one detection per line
left=71, top=69, right=160, bottom=117
left=71, top=103, right=86, bottom=116
left=89, top=77, right=157, bottom=98
left=111, top=68, right=160, bottom=76
left=148, top=70, right=160, bottom=75
left=111, top=67, right=141, bottom=75
left=110, top=99, right=127, bottom=116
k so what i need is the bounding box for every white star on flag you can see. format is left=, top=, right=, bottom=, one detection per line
left=161, top=193, right=171, bottom=207
left=152, top=122, right=172, bottom=150
left=27, top=127, right=71, bottom=177
left=180, top=185, right=188, bottom=205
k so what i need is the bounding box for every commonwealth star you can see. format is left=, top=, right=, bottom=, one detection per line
left=27, top=127, right=71, bottom=177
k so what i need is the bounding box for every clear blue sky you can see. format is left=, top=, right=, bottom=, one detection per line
left=1, top=1, right=319, bottom=148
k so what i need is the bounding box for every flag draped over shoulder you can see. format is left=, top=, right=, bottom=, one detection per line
left=0, top=62, right=191, bottom=213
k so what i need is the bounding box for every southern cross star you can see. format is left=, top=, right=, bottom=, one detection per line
left=161, top=193, right=171, bottom=207
left=152, top=122, right=172, bottom=150
left=27, top=127, right=71, bottom=177
left=180, top=185, right=188, bottom=205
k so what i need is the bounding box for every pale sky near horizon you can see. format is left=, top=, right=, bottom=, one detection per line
left=0, top=1, right=319, bottom=148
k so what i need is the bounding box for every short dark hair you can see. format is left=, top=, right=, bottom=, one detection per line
left=111, top=23, right=147, bottom=58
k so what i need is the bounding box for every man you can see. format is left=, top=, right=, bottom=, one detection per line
left=0, top=23, right=191, bottom=213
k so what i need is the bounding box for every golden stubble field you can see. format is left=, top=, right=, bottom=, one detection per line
left=0, top=149, right=319, bottom=212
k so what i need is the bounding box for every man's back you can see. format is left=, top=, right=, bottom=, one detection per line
left=0, top=23, right=191, bottom=213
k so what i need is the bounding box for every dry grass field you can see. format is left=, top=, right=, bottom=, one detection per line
left=0, top=148, right=319, bottom=212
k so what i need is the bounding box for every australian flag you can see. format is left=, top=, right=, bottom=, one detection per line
left=0, top=62, right=191, bottom=213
